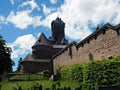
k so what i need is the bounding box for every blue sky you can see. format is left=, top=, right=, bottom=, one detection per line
left=0, top=0, right=120, bottom=71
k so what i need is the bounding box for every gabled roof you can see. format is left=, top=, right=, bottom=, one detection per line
left=33, top=33, right=51, bottom=47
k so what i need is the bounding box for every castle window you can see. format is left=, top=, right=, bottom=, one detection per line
left=81, top=43, right=84, bottom=47
left=94, top=35, right=97, bottom=40
left=108, top=56, right=113, bottom=60
left=68, top=46, right=72, bottom=58
left=87, top=39, right=90, bottom=44
left=38, top=39, right=41, bottom=42
left=117, top=30, right=120, bottom=35
left=103, top=30, right=106, bottom=34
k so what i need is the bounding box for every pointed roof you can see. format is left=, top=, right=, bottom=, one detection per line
left=22, top=54, right=34, bottom=62
left=33, top=33, right=51, bottom=46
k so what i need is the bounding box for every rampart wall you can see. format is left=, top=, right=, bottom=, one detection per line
left=53, top=24, right=120, bottom=73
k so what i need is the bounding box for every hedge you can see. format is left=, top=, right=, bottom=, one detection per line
left=59, top=56, right=120, bottom=90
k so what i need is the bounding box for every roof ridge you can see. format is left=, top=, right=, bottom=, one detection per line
left=32, top=32, right=51, bottom=47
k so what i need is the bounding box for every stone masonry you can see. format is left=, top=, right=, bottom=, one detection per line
left=53, top=23, right=120, bottom=73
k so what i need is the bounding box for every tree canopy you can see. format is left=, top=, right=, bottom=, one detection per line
left=0, top=35, right=13, bottom=74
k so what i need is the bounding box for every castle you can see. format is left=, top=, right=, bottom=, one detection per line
left=20, top=17, right=68, bottom=74
left=20, top=17, right=120, bottom=74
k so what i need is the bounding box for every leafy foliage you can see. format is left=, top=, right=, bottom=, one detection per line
left=17, top=58, right=22, bottom=72
left=0, top=35, right=13, bottom=74
left=89, top=52, right=94, bottom=61
left=60, top=64, right=83, bottom=82
left=42, top=70, right=51, bottom=79
left=59, top=56, right=120, bottom=90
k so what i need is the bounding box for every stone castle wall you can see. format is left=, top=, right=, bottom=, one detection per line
left=21, top=61, right=53, bottom=73
left=53, top=26, right=120, bottom=73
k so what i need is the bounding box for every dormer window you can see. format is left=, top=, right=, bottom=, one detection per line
left=38, top=39, right=41, bottom=42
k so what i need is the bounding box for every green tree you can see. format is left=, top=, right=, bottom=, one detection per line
left=0, top=35, right=13, bottom=74
left=17, top=57, right=22, bottom=72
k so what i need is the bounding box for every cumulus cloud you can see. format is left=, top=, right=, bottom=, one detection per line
left=6, top=0, right=120, bottom=40
left=7, top=0, right=42, bottom=29
left=7, top=11, right=32, bottom=29
left=8, top=34, right=36, bottom=59
left=7, top=10, right=42, bottom=29
left=42, top=4, right=56, bottom=16
left=18, top=0, right=40, bottom=11
left=40, top=12, right=58, bottom=28
left=41, top=0, right=120, bottom=40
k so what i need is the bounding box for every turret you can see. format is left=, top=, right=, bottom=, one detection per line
left=51, top=17, right=65, bottom=44
left=32, top=33, right=52, bottom=59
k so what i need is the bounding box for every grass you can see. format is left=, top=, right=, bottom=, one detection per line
left=0, top=80, right=80, bottom=90
left=9, top=74, right=43, bottom=81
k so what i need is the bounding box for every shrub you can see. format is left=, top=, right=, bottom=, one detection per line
left=60, top=64, right=83, bottom=82
left=89, top=52, right=94, bottom=61
left=12, top=84, right=22, bottom=90
left=59, top=56, right=120, bottom=90
left=42, top=70, right=50, bottom=79
left=28, top=83, right=42, bottom=90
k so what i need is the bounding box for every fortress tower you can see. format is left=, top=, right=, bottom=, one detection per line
left=51, top=17, right=66, bottom=44
left=20, top=17, right=68, bottom=73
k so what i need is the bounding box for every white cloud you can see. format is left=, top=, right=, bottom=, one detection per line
left=0, top=15, right=7, bottom=24
left=41, top=0, right=120, bottom=40
left=10, top=0, right=19, bottom=5
left=42, top=4, right=56, bottom=16
left=18, top=0, right=40, bottom=11
left=8, top=34, right=36, bottom=59
left=50, top=0, right=57, bottom=4
left=7, top=0, right=41, bottom=29
left=7, top=0, right=120, bottom=40
left=40, top=12, right=58, bottom=28
left=7, top=10, right=42, bottom=29
left=7, top=11, right=32, bottom=29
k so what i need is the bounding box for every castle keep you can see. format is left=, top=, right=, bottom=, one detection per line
left=20, top=17, right=120, bottom=74
left=20, top=17, right=68, bottom=73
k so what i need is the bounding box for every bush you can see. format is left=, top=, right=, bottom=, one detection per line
left=59, top=57, right=120, bottom=90
left=60, top=64, right=83, bottom=82
left=28, top=83, right=42, bottom=90
left=42, top=70, right=50, bottom=79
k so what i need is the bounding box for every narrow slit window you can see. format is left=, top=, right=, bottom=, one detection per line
left=118, top=30, right=120, bottom=35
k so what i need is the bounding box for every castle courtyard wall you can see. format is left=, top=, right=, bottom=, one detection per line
left=21, top=61, right=53, bottom=74
left=53, top=28, right=120, bottom=73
